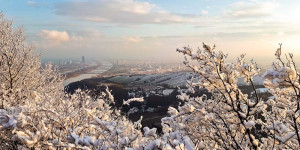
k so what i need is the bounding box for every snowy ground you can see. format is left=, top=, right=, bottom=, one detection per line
left=108, top=72, right=195, bottom=88
left=108, top=72, right=265, bottom=88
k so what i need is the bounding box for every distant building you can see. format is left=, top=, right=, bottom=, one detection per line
left=81, top=56, right=85, bottom=64
left=66, top=60, right=72, bottom=64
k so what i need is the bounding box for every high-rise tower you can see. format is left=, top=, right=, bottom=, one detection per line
left=82, top=56, right=85, bottom=64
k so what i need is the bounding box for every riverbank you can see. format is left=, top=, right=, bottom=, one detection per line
left=64, top=62, right=101, bottom=79
left=63, top=60, right=113, bottom=86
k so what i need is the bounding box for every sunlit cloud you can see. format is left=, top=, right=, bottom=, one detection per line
left=224, top=1, right=279, bottom=19
left=201, top=10, right=208, bottom=15
left=27, top=1, right=49, bottom=8
left=123, top=36, right=144, bottom=43
left=39, top=30, right=70, bottom=43
left=27, top=1, right=36, bottom=5
left=54, top=0, right=198, bottom=24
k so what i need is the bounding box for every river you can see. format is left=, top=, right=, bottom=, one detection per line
left=63, top=60, right=113, bottom=86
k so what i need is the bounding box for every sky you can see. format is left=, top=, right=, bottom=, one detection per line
left=1, top=0, right=300, bottom=63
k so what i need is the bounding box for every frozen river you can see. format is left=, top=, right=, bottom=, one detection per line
left=63, top=60, right=113, bottom=86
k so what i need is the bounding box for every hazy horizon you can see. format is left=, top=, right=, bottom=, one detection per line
left=1, top=0, right=300, bottom=63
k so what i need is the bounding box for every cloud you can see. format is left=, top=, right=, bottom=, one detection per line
left=27, top=1, right=49, bottom=8
left=123, top=36, right=144, bottom=43
left=277, top=31, right=285, bottom=36
left=224, top=1, right=279, bottom=19
left=37, top=29, right=103, bottom=49
left=191, top=1, right=284, bottom=37
left=201, top=10, right=208, bottom=15
left=39, top=30, right=70, bottom=43
left=27, top=1, right=36, bottom=5
left=54, top=0, right=196, bottom=24
left=70, top=29, right=102, bottom=39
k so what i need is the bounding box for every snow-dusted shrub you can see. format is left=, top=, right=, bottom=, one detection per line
left=0, top=13, right=179, bottom=150
left=261, top=44, right=300, bottom=149
left=1, top=88, right=146, bottom=149
left=172, top=43, right=300, bottom=149
left=0, top=13, right=64, bottom=109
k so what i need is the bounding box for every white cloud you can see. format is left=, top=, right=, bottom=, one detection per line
left=37, top=29, right=103, bottom=48
left=121, top=0, right=154, bottom=14
left=54, top=0, right=196, bottom=24
left=277, top=31, right=285, bottom=36
left=27, top=1, right=36, bottom=5
left=123, top=36, right=144, bottom=43
left=191, top=1, right=283, bottom=36
left=225, top=1, right=279, bottom=19
left=201, top=10, right=208, bottom=15
left=73, top=29, right=102, bottom=39
left=39, top=30, right=70, bottom=43
left=27, top=1, right=49, bottom=7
